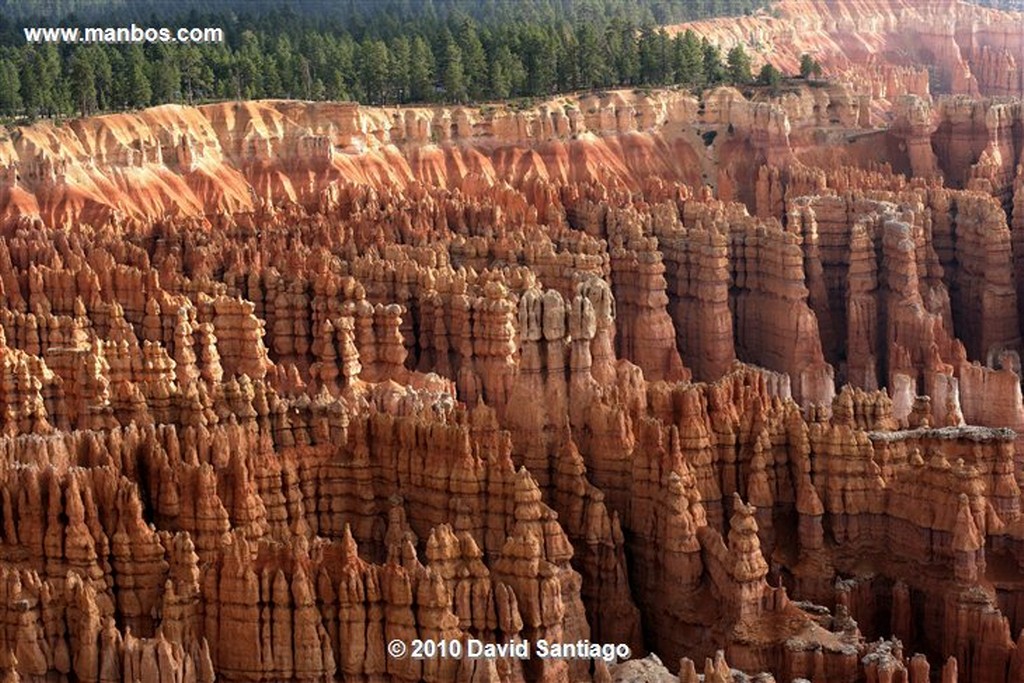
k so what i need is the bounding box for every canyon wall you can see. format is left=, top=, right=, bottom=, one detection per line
left=669, top=0, right=1024, bottom=99
left=0, top=22, right=1023, bottom=682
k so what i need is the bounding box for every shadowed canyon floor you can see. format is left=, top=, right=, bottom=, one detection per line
left=3, top=3, right=1024, bottom=682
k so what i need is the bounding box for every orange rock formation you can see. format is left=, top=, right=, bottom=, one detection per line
left=669, top=0, right=1024, bottom=99
left=2, top=5, right=1024, bottom=681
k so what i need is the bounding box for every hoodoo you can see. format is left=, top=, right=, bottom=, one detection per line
left=1, top=0, right=1024, bottom=682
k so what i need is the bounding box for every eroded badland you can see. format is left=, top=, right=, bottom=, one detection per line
left=2, top=1, right=1024, bottom=681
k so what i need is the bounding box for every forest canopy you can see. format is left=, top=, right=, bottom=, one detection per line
left=0, top=0, right=770, bottom=119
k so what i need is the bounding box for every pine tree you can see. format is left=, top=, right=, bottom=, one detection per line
left=702, top=39, right=725, bottom=84
left=675, top=30, right=705, bottom=87
left=149, top=47, right=181, bottom=104
left=273, top=35, right=296, bottom=96
left=359, top=38, right=390, bottom=104
left=321, top=36, right=350, bottom=100
left=297, top=55, right=313, bottom=99
left=638, top=25, right=659, bottom=84
left=639, top=25, right=671, bottom=84
left=726, top=44, right=752, bottom=84
left=654, top=28, right=671, bottom=84
left=235, top=31, right=262, bottom=99
left=556, top=26, right=580, bottom=92
left=489, top=46, right=512, bottom=99
left=456, top=19, right=487, bottom=100
left=409, top=36, right=435, bottom=102
left=331, top=35, right=358, bottom=100
left=522, top=26, right=556, bottom=95
left=757, top=62, right=781, bottom=86
left=610, top=20, right=639, bottom=84
left=91, top=47, right=113, bottom=110
left=389, top=35, right=411, bottom=103
left=41, top=45, right=68, bottom=116
left=261, top=55, right=283, bottom=98
left=0, top=57, right=21, bottom=116
left=20, top=46, right=64, bottom=118
left=19, top=49, right=42, bottom=117
left=203, top=45, right=235, bottom=100
left=442, top=39, right=467, bottom=103
left=179, top=45, right=203, bottom=103
left=799, top=53, right=822, bottom=79
left=489, top=43, right=524, bottom=99
left=575, top=23, right=609, bottom=89
left=128, top=46, right=153, bottom=108
left=69, top=47, right=97, bottom=115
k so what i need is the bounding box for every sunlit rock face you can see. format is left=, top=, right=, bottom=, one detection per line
left=667, top=0, right=1024, bottom=98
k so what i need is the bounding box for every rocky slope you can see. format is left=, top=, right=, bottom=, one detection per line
left=1, top=18, right=1024, bottom=683
left=669, top=0, right=1024, bottom=99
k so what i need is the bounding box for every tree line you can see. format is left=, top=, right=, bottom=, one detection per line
left=0, top=0, right=781, bottom=119
left=0, top=0, right=765, bottom=27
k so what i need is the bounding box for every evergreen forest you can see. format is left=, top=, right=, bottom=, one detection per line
left=0, top=0, right=771, bottom=119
